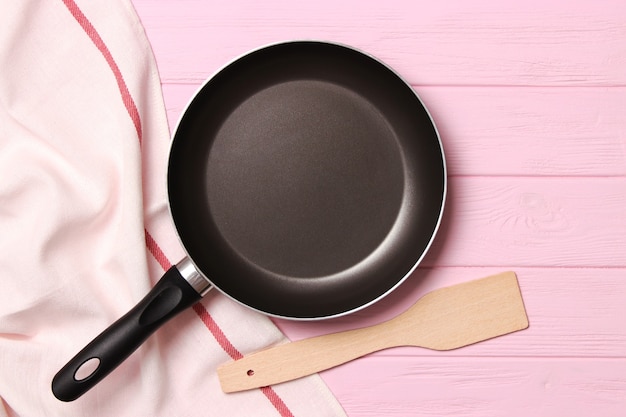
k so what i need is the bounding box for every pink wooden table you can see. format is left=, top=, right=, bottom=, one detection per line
left=132, top=1, right=626, bottom=415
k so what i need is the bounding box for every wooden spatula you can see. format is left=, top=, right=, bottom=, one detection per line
left=218, top=271, right=529, bottom=393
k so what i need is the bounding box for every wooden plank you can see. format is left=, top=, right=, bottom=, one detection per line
left=133, top=0, right=626, bottom=85
left=428, top=177, right=626, bottom=268
left=319, top=357, right=626, bottom=417
left=160, top=84, right=626, bottom=177
left=275, top=267, right=626, bottom=358
left=418, top=87, right=626, bottom=177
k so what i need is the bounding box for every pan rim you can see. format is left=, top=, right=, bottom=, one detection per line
left=166, top=39, right=447, bottom=320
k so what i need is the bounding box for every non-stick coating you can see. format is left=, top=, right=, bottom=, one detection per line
left=168, top=42, right=445, bottom=319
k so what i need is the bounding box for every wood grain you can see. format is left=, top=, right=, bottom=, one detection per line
left=133, top=0, right=626, bottom=86
left=417, top=87, right=626, bottom=177
left=428, top=177, right=626, bottom=267
left=322, top=357, right=626, bottom=417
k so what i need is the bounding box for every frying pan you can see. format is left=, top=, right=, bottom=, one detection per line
left=52, top=41, right=446, bottom=401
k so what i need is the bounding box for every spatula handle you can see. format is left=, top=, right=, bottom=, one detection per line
left=217, top=322, right=398, bottom=393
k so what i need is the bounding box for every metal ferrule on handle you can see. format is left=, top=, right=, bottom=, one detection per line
left=177, top=257, right=212, bottom=296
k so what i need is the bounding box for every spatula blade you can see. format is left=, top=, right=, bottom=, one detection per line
left=403, top=271, right=529, bottom=350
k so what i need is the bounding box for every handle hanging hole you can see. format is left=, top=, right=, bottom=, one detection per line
left=74, top=358, right=101, bottom=381
left=246, top=369, right=254, bottom=376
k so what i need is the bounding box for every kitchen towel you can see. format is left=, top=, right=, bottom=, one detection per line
left=0, top=1, right=347, bottom=416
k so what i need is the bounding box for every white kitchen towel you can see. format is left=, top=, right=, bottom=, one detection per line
left=0, top=1, right=347, bottom=416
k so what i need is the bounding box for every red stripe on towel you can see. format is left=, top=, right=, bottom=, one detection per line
left=260, top=386, right=297, bottom=417
left=144, top=230, right=172, bottom=271
left=61, top=0, right=143, bottom=143
left=65, top=3, right=297, bottom=414
left=192, top=303, right=244, bottom=361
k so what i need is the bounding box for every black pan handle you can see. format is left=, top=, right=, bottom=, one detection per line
left=52, top=265, right=203, bottom=401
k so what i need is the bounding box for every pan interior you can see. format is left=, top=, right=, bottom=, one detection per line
left=207, top=79, right=404, bottom=278
left=168, top=42, right=445, bottom=318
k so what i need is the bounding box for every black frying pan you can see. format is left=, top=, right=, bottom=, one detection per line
left=52, top=41, right=446, bottom=401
